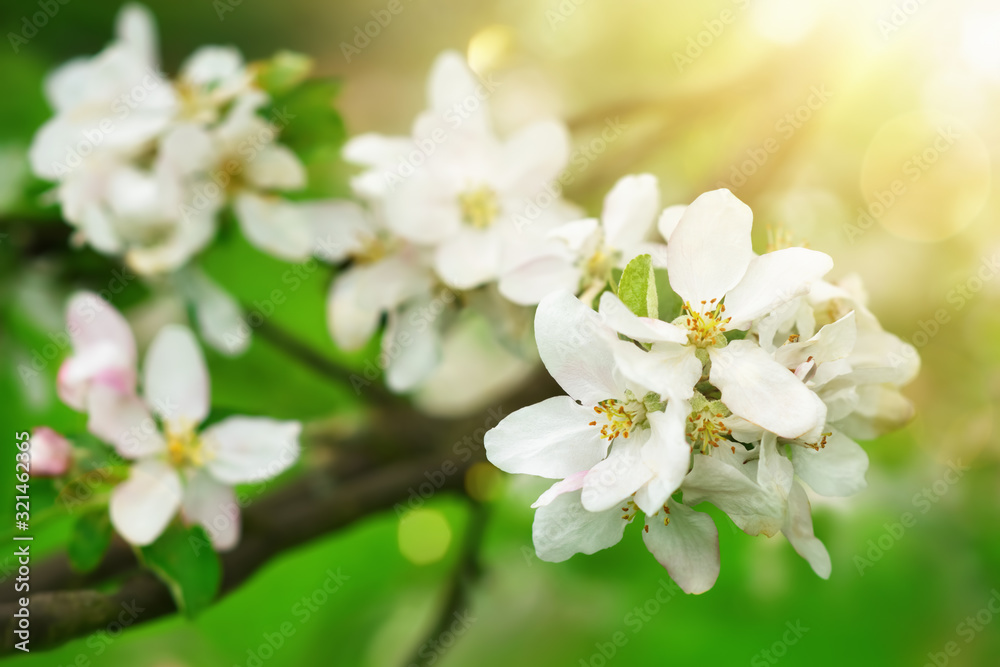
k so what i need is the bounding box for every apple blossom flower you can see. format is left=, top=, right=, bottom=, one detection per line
left=500, top=173, right=668, bottom=305
left=343, top=50, right=579, bottom=291
left=29, top=428, right=72, bottom=477
left=86, top=324, right=300, bottom=549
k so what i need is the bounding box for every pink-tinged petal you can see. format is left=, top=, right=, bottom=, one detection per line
left=59, top=292, right=137, bottom=410
left=782, top=482, right=831, bottom=578
left=666, top=189, right=754, bottom=309
left=29, top=428, right=72, bottom=477
left=87, top=385, right=165, bottom=459
left=535, top=290, right=622, bottom=404
left=499, top=256, right=582, bottom=306
left=681, top=454, right=786, bottom=537
left=202, top=417, right=301, bottom=485
left=143, top=325, right=210, bottom=429
left=723, top=248, right=834, bottom=330
left=485, top=397, right=610, bottom=479
left=633, top=403, right=692, bottom=515
left=657, top=205, right=686, bottom=242
left=497, top=120, right=570, bottom=197
left=532, top=490, right=628, bottom=562
left=709, top=341, right=827, bottom=439
left=793, top=429, right=868, bottom=497
left=110, top=460, right=182, bottom=547
left=614, top=341, right=701, bottom=403
left=642, top=499, right=720, bottom=594
left=182, top=470, right=240, bottom=551
left=531, top=471, right=589, bottom=509
left=581, top=429, right=654, bottom=512
left=601, top=174, right=660, bottom=249
left=434, top=228, right=502, bottom=290
left=598, top=292, right=688, bottom=344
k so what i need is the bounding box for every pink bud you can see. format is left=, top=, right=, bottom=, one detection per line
left=29, top=427, right=72, bottom=477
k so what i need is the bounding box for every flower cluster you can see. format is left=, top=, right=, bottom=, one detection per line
left=485, top=189, right=919, bottom=593
left=38, top=292, right=300, bottom=550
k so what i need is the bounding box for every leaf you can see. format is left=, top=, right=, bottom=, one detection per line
left=139, top=523, right=221, bottom=617
left=67, top=508, right=113, bottom=573
left=254, top=51, right=313, bottom=98
left=724, top=329, right=748, bottom=342
left=653, top=267, right=684, bottom=322
left=617, top=254, right=658, bottom=318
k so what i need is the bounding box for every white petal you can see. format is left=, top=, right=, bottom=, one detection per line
left=665, top=189, right=754, bottom=308
left=342, top=133, right=412, bottom=168
left=782, top=482, right=831, bottom=578
left=723, top=248, right=834, bottom=330
left=497, top=120, right=570, bottom=196
left=581, top=429, right=654, bottom=512
left=243, top=144, right=306, bottom=191
left=326, top=269, right=383, bottom=350
left=547, top=218, right=600, bottom=253
left=643, top=500, right=720, bottom=594
left=535, top=291, right=621, bottom=404
left=180, top=46, right=243, bottom=88
left=426, top=50, right=491, bottom=132
left=203, top=417, right=301, bottom=485
left=499, top=256, right=581, bottom=306
left=601, top=174, right=660, bottom=249
left=633, top=403, right=692, bottom=515
left=657, top=205, right=687, bottom=242
left=757, top=432, right=794, bottom=497
left=307, top=199, right=373, bottom=262
left=110, top=460, right=182, bottom=547
left=433, top=228, right=501, bottom=290
left=532, top=490, right=628, bottom=562
left=383, top=299, right=444, bottom=393
left=793, top=429, right=868, bottom=497
left=531, top=471, right=588, bottom=508
left=87, top=385, right=165, bottom=459
left=774, top=312, right=856, bottom=369
left=709, top=341, right=827, bottom=439
left=614, top=341, right=701, bottom=403
left=143, top=325, right=210, bottom=428
left=182, top=269, right=248, bottom=357
left=182, top=470, right=240, bottom=551
left=485, top=397, right=609, bottom=479
left=115, top=3, right=159, bottom=67
left=681, top=454, right=786, bottom=537
left=598, top=292, right=688, bottom=344
left=234, top=193, right=313, bottom=262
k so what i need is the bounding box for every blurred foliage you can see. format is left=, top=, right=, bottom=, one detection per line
left=2, top=0, right=1000, bottom=665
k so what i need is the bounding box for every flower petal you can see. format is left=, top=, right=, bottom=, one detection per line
left=681, top=454, right=786, bottom=537
left=614, top=340, right=701, bottom=403
left=723, top=248, right=834, bottom=330
left=202, top=417, right=301, bottom=485
left=601, top=174, right=660, bottom=249
left=485, top=397, right=610, bottom=479
left=29, top=427, right=72, bottom=477
left=531, top=471, right=589, bottom=508
left=657, top=205, right=686, bottom=242
left=497, top=120, right=570, bottom=196
left=144, top=325, right=210, bottom=428
left=110, top=459, right=182, bottom=547
left=59, top=292, right=137, bottom=410
left=383, top=299, right=444, bottom=393
left=434, top=228, right=502, bottom=290
left=87, top=385, right=165, bottom=459
left=243, top=144, right=306, bottom=191
left=532, top=490, right=628, bottom=562
left=499, top=256, right=582, bottom=306
left=633, top=402, right=692, bottom=514
left=642, top=499, right=720, bottom=594
left=598, top=292, right=689, bottom=344
left=782, top=482, right=831, bottom=578
left=581, top=429, right=654, bottom=512
left=182, top=469, right=240, bottom=551
left=535, top=291, right=622, bottom=404
left=665, top=189, right=755, bottom=308
left=709, top=341, right=827, bottom=439
left=233, top=193, right=314, bottom=262
left=792, top=429, right=868, bottom=497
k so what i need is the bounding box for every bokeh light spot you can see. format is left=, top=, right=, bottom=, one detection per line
left=398, top=508, right=452, bottom=565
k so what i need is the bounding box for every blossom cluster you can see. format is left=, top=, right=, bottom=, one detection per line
left=485, top=189, right=919, bottom=593
left=32, top=292, right=300, bottom=550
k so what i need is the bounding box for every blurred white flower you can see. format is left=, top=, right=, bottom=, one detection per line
left=343, top=50, right=579, bottom=290
left=84, top=324, right=300, bottom=549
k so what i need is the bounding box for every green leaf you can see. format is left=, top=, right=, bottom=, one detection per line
left=724, top=329, right=748, bottom=342
left=255, top=51, right=314, bottom=98
left=617, top=254, right=658, bottom=318
left=139, top=523, right=221, bottom=617
left=653, top=267, right=684, bottom=322
left=67, top=508, right=113, bottom=573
